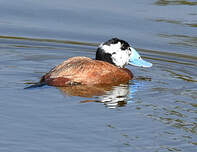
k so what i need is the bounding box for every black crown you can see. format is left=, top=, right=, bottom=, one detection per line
left=103, top=38, right=130, bottom=50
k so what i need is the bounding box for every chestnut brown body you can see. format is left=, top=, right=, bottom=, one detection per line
left=40, top=57, right=133, bottom=87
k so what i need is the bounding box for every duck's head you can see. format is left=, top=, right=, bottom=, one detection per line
left=96, top=38, right=152, bottom=68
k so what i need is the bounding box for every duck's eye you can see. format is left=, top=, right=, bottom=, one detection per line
left=121, top=45, right=127, bottom=50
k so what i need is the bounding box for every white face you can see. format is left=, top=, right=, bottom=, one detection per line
left=99, top=42, right=131, bottom=68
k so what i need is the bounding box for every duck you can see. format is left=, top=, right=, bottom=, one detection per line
left=39, top=38, right=152, bottom=87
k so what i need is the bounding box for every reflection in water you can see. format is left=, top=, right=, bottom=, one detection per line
left=58, top=81, right=144, bottom=109
left=0, top=35, right=98, bottom=47
left=154, top=0, right=197, bottom=6
left=159, top=34, right=197, bottom=48
left=164, top=69, right=197, bottom=82
left=155, top=19, right=197, bottom=28
left=95, top=84, right=130, bottom=109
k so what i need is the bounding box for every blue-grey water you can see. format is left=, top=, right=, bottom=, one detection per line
left=0, top=0, right=197, bottom=151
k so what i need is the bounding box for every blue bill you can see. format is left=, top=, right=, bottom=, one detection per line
left=129, top=47, right=152, bottom=67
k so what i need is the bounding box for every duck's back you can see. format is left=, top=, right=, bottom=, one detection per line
left=41, top=57, right=133, bottom=86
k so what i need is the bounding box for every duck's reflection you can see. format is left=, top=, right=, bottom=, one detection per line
left=58, top=81, right=143, bottom=109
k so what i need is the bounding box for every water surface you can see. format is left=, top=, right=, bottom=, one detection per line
left=0, top=0, right=197, bottom=152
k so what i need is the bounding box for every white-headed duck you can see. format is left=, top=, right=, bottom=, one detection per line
left=40, top=38, right=152, bottom=87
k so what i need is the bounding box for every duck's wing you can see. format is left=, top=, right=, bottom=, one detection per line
left=41, top=56, right=132, bottom=86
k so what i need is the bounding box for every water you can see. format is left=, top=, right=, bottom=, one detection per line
left=0, top=0, right=197, bottom=151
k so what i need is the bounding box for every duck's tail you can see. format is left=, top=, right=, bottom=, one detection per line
left=24, top=75, right=48, bottom=89
left=24, top=81, right=46, bottom=89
